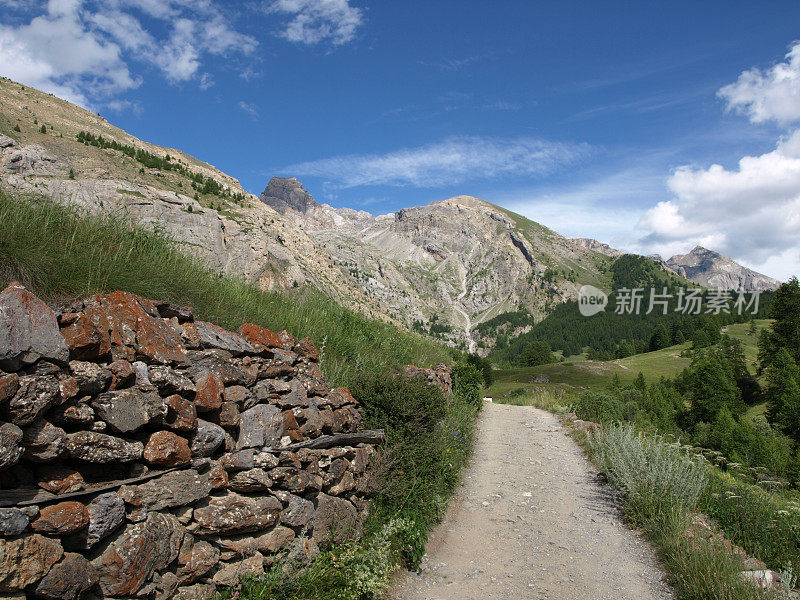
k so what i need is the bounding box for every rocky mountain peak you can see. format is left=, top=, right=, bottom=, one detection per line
left=260, top=177, right=318, bottom=214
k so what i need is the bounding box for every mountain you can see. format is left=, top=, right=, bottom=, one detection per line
left=570, top=237, right=779, bottom=292
left=665, top=246, right=780, bottom=291
left=260, top=177, right=613, bottom=351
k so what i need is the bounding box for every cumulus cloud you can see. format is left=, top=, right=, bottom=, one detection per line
left=266, top=0, right=363, bottom=45
left=284, top=136, right=591, bottom=188
left=0, top=0, right=256, bottom=108
left=718, top=41, right=800, bottom=125
left=636, top=131, right=800, bottom=279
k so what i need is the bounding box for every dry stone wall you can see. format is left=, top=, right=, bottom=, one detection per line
left=0, top=283, right=383, bottom=600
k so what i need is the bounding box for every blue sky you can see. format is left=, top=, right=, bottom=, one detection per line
left=1, top=1, right=799, bottom=279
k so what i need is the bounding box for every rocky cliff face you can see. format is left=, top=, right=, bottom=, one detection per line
left=0, top=282, right=381, bottom=600
left=665, top=246, right=780, bottom=291
left=260, top=179, right=612, bottom=352
left=569, top=238, right=624, bottom=259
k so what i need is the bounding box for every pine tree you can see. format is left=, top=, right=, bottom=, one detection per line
left=765, top=348, right=800, bottom=441
left=13, top=124, right=20, bottom=132
left=39, top=124, right=47, bottom=134
left=68, top=169, right=75, bottom=180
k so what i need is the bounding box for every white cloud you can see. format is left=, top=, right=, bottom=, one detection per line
left=238, top=101, right=259, bottom=118
left=718, top=41, right=800, bottom=125
left=635, top=131, right=800, bottom=280
left=0, top=0, right=256, bottom=108
left=283, top=136, right=591, bottom=188
left=267, top=0, right=363, bottom=45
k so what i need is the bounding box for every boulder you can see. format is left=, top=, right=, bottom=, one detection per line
left=190, top=420, right=225, bottom=458
left=0, top=534, right=63, bottom=592
left=107, top=359, right=135, bottom=389
left=126, top=469, right=212, bottom=511
left=0, top=422, right=24, bottom=470
left=212, top=552, right=264, bottom=587
left=37, top=466, right=84, bottom=495
left=228, top=468, right=273, bottom=493
left=93, top=512, right=185, bottom=597
left=176, top=540, right=218, bottom=584
left=185, top=350, right=251, bottom=386
left=33, top=552, right=97, bottom=600
left=143, top=431, right=191, bottom=467
left=32, top=502, right=90, bottom=536
left=149, top=366, right=195, bottom=396
left=237, top=404, right=283, bottom=450
left=91, top=388, right=167, bottom=434
left=217, top=402, right=240, bottom=429
left=0, top=508, right=29, bottom=537
left=49, top=398, right=95, bottom=428
left=210, top=526, right=295, bottom=556
left=280, top=493, right=315, bottom=528
left=223, top=385, right=256, bottom=409
left=194, top=321, right=255, bottom=356
left=174, top=583, right=216, bottom=600
left=193, top=371, right=222, bottom=412
left=0, top=282, right=68, bottom=371
left=22, top=420, right=67, bottom=462
left=193, top=493, right=282, bottom=535
left=69, top=361, right=111, bottom=396
left=66, top=431, right=143, bottom=463
left=3, top=375, right=60, bottom=426
left=80, top=493, right=126, bottom=549
left=0, top=372, right=20, bottom=402
left=59, top=305, right=112, bottom=361
left=237, top=323, right=283, bottom=352
left=164, top=394, right=198, bottom=432
left=312, top=494, right=361, bottom=547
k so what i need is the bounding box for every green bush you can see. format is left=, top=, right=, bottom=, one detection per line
left=452, top=361, right=483, bottom=408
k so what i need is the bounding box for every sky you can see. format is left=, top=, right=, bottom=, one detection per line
left=1, top=1, right=799, bottom=280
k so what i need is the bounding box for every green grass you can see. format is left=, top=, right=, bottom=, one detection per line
left=0, top=192, right=477, bottom=600
left=487, top=343, right=692, bottom=401
left=0, top=193, right=450, bottom=386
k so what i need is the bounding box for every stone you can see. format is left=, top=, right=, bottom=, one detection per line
left=144, top=430, right=191, bottom=466
left=33, top=552, right=97, bottom=600
left=176, top=540, right=218, bottom=584
left=298, top=362, right=329, bottom=397
left=0, top=283, right=69, bottom=371
left=229, top=468, right=273, bottom=492
left=193, top=493, right=282, bottom=535
left=58, top=377, right=79, bottom=401
left=100, top=291, right=189, bottom=364
left=273, top=379, right=309, bottom=409
left=0, top=508, right=29, bottom=537
left=294, top=337, right=319, bottom=361
left=237, top=323, right=283, bottom=352
left=59, top=305, right=112, bottom=361
left=0, top=422, right=24, bottom=469
left=93, top=512, right=185, bottom=597
left=332, top=406, right=362, bottom=433
left=312, top=494, right=361, bottom=547
left=212, top=404, right=238, bottom=431
left=0, top=534, right=63, bottom=591
left=185, top=351, right=249, bottom=386
left=278, top=330, right=297, bottom=348
left=324, top=387, right=358, bottom=408
left=237, top=404, right=284, bottom=450
left=107, top=359, right=135, bottom=390
left=132, top=360, right=151, bottom=386
left=212, top=552, right=264, bottom=587
left=193, top=371, right=222, bottom=412
left=210, top=526, right=295, bottom=556
left=164, top=393, right=198, bottom=432
left=32, top=502, right=89, bottom=536
left=68, top=361, right=111, bottom=395
left=208, top=461, right=228, bottom=490
left=174, top=583, right=216, bottom=600
left=0, top=373, right=20, bottom=402
left=22, top=420, right=67, bottom=462
left=194, top=321, right=255, bottom=356
left=37, top=466, right=84, bottom=495
left=190, top=420, right=225, bottom=457
left=280, top=494, right=315, bottom=528
left=153, top=301, right=193, bottom=322
left=128, top=469, right=212, bottom=511
left=223, top=384, right=256, bottom=410
left=66, top=431, right=143, bottom=463
left=81, top=493, right=125, bottom=549
left=49, top=398, right=94, bottom=428
left=329, top=471, right=356, bottom=496
left=149, top=366, right=195, bottom=396
left=3, top=375, right=60, bottom=426
left=91, top=388, right=167, bottom=434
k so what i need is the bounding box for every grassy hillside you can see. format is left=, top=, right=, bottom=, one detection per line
left=0, top=192, right=449, bottom=384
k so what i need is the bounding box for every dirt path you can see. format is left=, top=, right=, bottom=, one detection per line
left=388, top=403, right=675, bottom=600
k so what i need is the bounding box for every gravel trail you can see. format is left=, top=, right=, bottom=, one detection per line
left=388, top=402, right=675, bottom=600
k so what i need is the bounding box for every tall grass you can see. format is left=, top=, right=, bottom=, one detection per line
left=588, top=424, right=788, bottom=599
left=0, top=193, right=450, bottom=385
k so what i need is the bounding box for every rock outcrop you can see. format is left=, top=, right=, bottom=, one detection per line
left=0, top=282, right=382, bottom=599
left=665, top=246, right=780, bottom=291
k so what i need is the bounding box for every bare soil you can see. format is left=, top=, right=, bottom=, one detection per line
left=389, top=403, right=675, bottom=600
